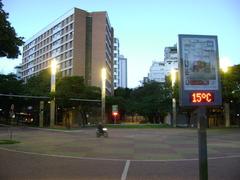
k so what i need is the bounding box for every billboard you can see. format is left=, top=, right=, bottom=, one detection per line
left=178, top=34, right=222, bottom=106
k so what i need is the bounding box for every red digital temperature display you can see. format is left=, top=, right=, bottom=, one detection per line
left=190, top=92, right=214, bottom=103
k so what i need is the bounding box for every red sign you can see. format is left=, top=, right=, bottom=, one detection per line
left=190, top=92, right=214, bottom=103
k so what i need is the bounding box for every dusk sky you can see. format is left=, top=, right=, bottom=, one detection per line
left=1, top=0, right=239, bottom=88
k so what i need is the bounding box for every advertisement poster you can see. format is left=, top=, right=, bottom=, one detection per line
left=181, top=37, right=218, bottom=90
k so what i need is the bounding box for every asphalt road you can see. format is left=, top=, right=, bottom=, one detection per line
left=0, top=127, right=239, bottom=179
left=0, top=149, right=240, bottom=180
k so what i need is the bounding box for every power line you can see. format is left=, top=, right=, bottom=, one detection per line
left=0, top=93, right=48, bottom=99
left=0, top=93, right=101, bottom=102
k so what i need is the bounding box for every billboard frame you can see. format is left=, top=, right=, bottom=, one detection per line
left=178, top=34, right=222, bottom=107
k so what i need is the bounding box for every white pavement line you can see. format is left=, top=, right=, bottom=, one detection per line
left=131, top=155, right=240, bottom=162
left=0, top=124, right=78, bottom=133
left=0, top=147, right=240, bottom=162
left=26, top=127, right=84, bottom=133
left=121, top=160, right=130, bottom=180
left=0, top=147, right=126, bottom=162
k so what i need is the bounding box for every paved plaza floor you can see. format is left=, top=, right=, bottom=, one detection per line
left=0, top=127, right=239, bottom=160
left=0, top=126, right=239, bottom=179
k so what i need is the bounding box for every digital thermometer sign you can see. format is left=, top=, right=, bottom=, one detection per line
left=190, top=92, right=214, bottom=103
left=178, top=35, right=222, bottom=106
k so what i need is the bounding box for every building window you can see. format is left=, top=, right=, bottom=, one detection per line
left=69, top=32, right=73, bottom=39
left=68, top=69, right=71, bottom=76
left=69, top=23, right=73, bottom=30
left=68, top=59, right=72, bottom=67
left=70, top=15, right=73, bottom=22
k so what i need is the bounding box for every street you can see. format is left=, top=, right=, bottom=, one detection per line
left=0, top=127, right=239, bottom=179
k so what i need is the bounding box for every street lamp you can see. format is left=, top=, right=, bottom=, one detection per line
left=220, top=57, right=230, bottom=73
left=101, top=68, right=106, bottom=123
left=50, top=59, right=57, bottom=128
left=221, top=64, right=230, bottom=128
left=171, top=69, right=177, bottom=128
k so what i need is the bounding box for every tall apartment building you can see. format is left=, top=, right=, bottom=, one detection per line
left=14, top=65, right=22, bottom=80
left=21, top=8, right=114, bottom=95
left=113, top=38, right=127, bottom=89
left=113, top=38, right=120, bottom=89
left=145, top=45, right=179, bottom=84
left=148, top=61, right=165, bottom=82
left=164, top=45, right=178, bottom=75
left=119, top=55, right=127, bottom=88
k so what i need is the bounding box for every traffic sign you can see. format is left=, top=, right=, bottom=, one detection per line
left=112, top=105, right=118, bottom=113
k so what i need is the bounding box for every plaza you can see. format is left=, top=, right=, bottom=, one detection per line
left=0, top=126, right=239, bottom=179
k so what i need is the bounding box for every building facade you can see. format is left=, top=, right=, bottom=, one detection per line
left=113, top=38, right=127, bottom=89
left=119, top=55, right=127, bottom=88
left=148, top=61, right=165, bottom=82
left=14, top=65, right=22, bottom=80
left=113, top=38, right=120, bottom=89
left=146, top=45, right=178, bottom=84
left=164, top=45, right=178, bottom=75
left=21, top=8, right=114, bottom=95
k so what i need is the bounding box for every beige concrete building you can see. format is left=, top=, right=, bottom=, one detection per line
left=22, top=8, right=114, bottom=95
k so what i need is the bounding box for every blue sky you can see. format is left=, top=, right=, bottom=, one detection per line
left=1, top=0, right=240, bottom=88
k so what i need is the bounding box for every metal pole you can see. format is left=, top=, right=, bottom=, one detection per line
left=172, top=98, right=176, bottom=127
left=50, top=59, right=56, bottom=128
left=224, top=103, right=230, bottom=127
left=114, top=115, right=116, bottom=124
left=50, top=99, right=55, bottom=127
left=197, top=107, right=208, bottom=180
left=101, top=68, right=106, bottom=123
left=171, top=69, right=177, bottom=127
left=39, top=101, right=44, bottom=127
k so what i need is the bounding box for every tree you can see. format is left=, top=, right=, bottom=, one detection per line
left=108, top=82, right=172, bottom=124
left=0, top=73, right=24, bottom=94
left=132, top=82, right=172, bottom=123
left=0, top=0, right=24, bottom=58
left=0, top=73, right=25, bottom=121
left=56, top=76, right=101, bottom=126
left=56, top=76, right=85, bottom=100
left=24, top=69, right=51, bottom=96
left=106, top=88, right=133, bottom=122
left=106, top=95, right=126, bottom=122
left=221, top=64, right=240, bottom=103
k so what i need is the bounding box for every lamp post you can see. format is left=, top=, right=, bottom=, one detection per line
left=101, top=68, right=106, bottom=123
left=171, top=69, right=177, bottom=128
left=220, top=64, right=230, bottom=128
left=50, top=59, right=57, bottom=128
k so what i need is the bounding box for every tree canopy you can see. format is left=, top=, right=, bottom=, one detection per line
left=0, top=73, right=24, bottom=94
left=221, top=64, right=240, bottom=103
left=24, top=69, right=51, bottom=96
left=0, top=64, right=240, bottom=125
left=0, top=0, right=24, bottom=58
left=107, top=82, right=172, bottom=123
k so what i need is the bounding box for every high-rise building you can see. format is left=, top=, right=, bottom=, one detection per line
left=148, top=61, right=165, bottom=82
left=113, top=38, right=127, bottom=89
left=113, top=38, right=120, bottom=89
left=21, top=8, right=114, bottom=95
left=119, top=55, right=127, bottom=88
left=14, top=65, right=22, bottom=80
left=164, top=45, right=178, bottom=75
left=145, top=45, right=179, bottom=84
